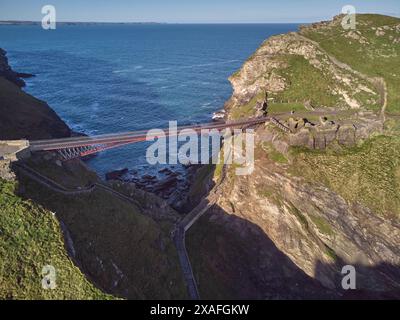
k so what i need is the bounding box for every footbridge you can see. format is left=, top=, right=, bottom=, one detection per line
left=28, top=117, right=269, bottom=160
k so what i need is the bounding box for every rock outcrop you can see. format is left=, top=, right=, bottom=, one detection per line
left=0, top=48, right=34, bottom=87
left=263, top=111, right=383, bottom=151
left=105, top=168, right=129, bottom=181
left=225, top=32, right=379, bottom=118
left=0, top=48, right=71, bottom=140
left=0, top=159, right=15, bottom=181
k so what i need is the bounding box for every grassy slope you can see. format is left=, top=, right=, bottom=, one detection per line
left=274, top=55, right=340, bottom=108
left=231, top=16, right=386, bottom=120
left=301, top=14, right=400, bottom=114
left=17, top=160, right=187, bottom=300
left=0, top=179, right=113, bottom=300
left=289, top=135, right=400, bottom=217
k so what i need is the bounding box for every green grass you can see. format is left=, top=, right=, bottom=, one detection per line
left=256, top=184, right=285, bottom=209
left=257, top=188, right=274, bottom=199
left=25, top=156, right=99, bottom=189
left=301, top=14, right=400, bottom=113
left=309, top=215, right=334, bottom=236
left=230, top=92, right=264, bottom=120
left=385, top=118, right=400, bottom=134
left=288, top=206, right=336, bottom=260
left=288, top=205, right=309, bottom=228
left=267, top=102, right=306, bottom=114
left=213, top=148, right=226, bottom=181
left=275, top=55, right=341, bottom=108
left=289, top=135, right=400, bottom=217
left=214, top=162, right=224, bottom=181
left=269, top=150, right=288, bottom=164
left=324, top=246, right=337, bottom=261
left=16, top=164, right=187, bottom=300
left=0, top=179, right=113, bottom=300
left=261, top=142, right=288, bottom=164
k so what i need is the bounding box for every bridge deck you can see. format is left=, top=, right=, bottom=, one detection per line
left=29, top=117, right=269, bottom=152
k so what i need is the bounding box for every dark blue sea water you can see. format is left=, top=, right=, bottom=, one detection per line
left=0, top=23, right=299, bottom=176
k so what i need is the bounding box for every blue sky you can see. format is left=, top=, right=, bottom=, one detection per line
left=0, top=0, right=399, bottom=23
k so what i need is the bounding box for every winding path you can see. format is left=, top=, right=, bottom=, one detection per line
left=14, top=161, right=217, bottom=300
left=172, top=195, right=220, bottom=300
left=14, top=163, right=145, bottom=210
left=172, top=151, right=231, bottom=300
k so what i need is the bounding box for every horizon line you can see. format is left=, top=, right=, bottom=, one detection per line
left=0, top=12, right=399, bottom=25
left=0, top=20, right=310, bottom=25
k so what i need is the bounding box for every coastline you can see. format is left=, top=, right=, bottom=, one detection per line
left=0, top=49, right=71, bottom=140
left=2, top=14, right=400, bottom=299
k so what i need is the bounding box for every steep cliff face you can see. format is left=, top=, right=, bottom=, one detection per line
left=188, top=14, right=400, bottom=299
left=227, top=32, right=380, bottom=117
left=0, top=49, right=71, bottom=140
left=202, top=139, right=399, bottom=293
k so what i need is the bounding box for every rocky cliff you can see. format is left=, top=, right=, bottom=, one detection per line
left=187, top=14, right=400, bottom=299
left=0, top=48, right=34, bottom=87
left=0, top=49, right=71, bottom=140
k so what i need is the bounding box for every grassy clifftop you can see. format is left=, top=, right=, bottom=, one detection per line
left=229, top=14, right=399, bottom=120
left=301, top=14, right=400, bottom=114
left=0, top=179, right=113, bottom=299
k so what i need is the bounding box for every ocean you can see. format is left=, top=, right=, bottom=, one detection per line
left=0, top=23, right=299, bottom=176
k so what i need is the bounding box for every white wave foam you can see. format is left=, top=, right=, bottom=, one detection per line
left=145, top=59, right=240, bottom=72
left=112, top=65, right=144, bottom=73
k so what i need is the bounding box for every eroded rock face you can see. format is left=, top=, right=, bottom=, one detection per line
left=207, top=157, right=400, bottom=296
left=225, top=31, right=378, bottom=118
left=0, top=160, right=15, bottom=181
left=337, top=124, right=356, bottom=146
